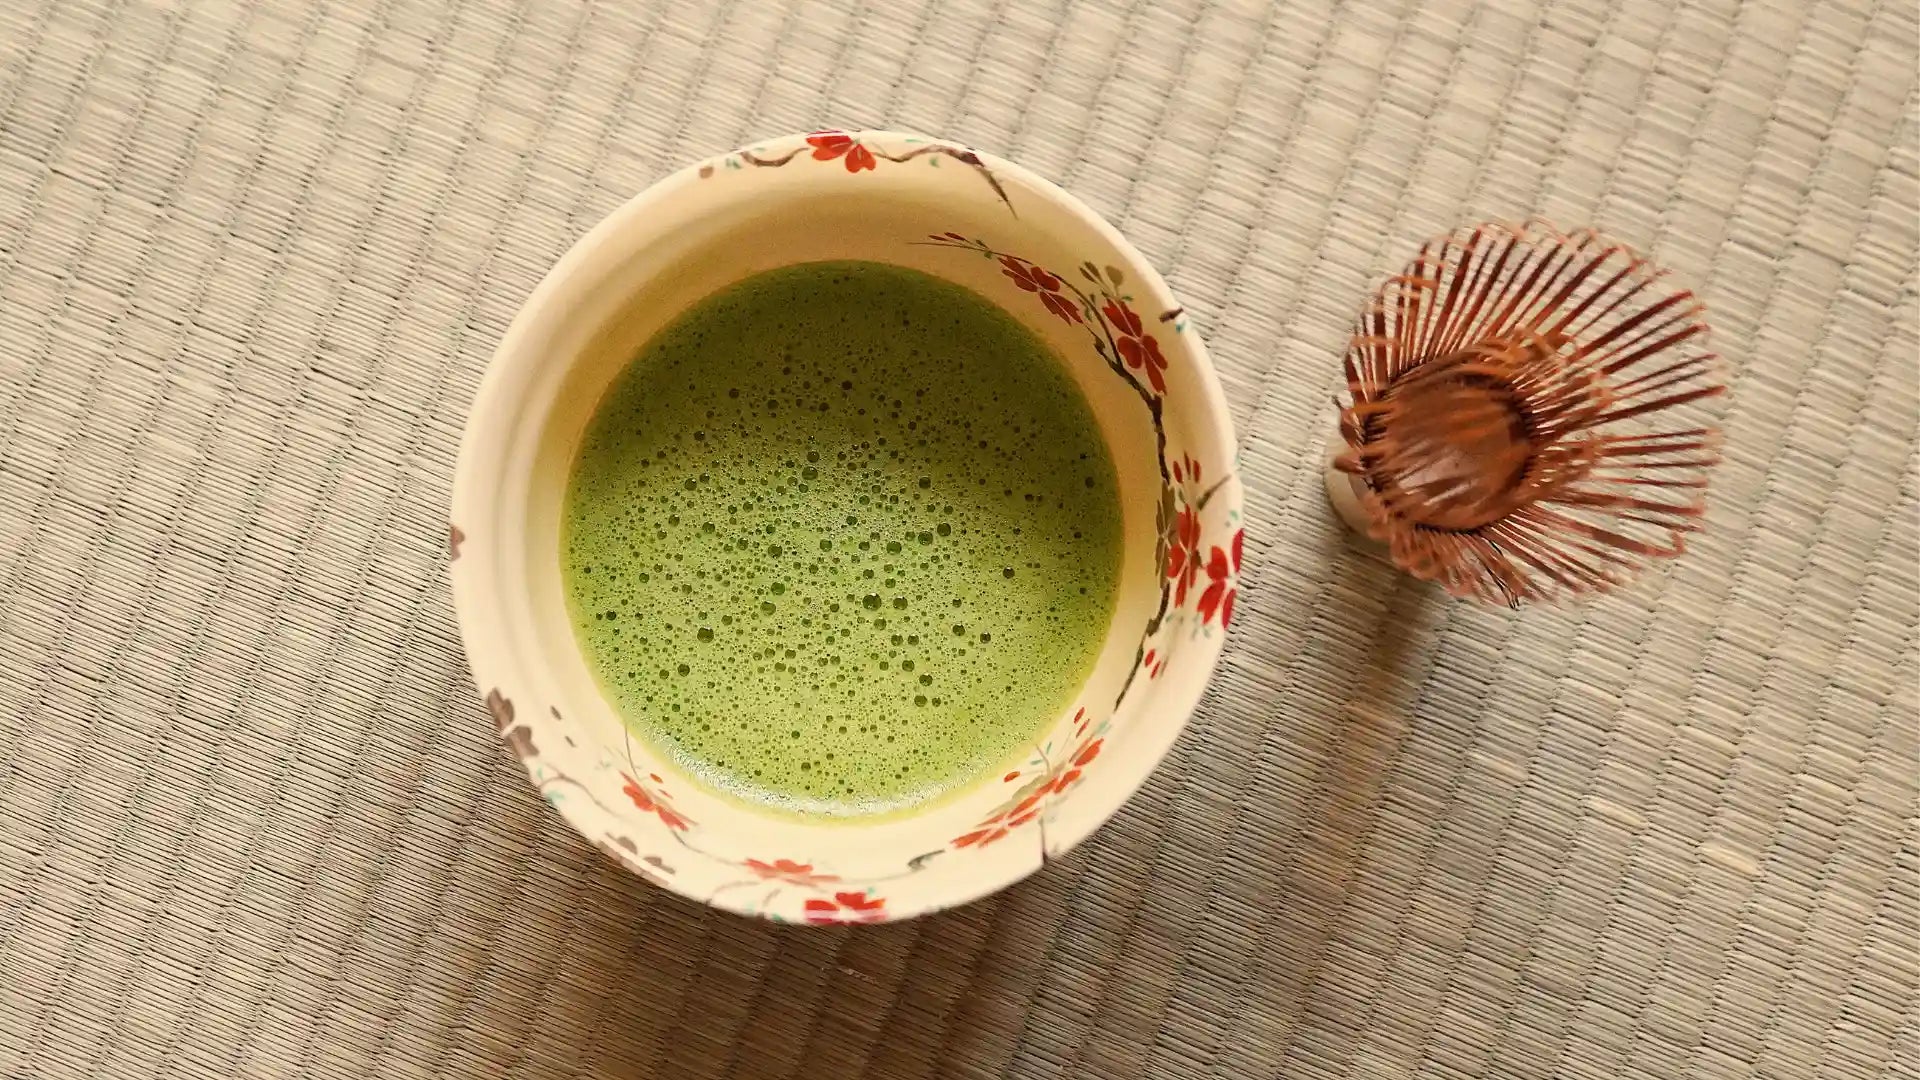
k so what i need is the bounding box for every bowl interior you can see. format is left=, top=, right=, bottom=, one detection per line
left=453, top=132, right=1243, bottom=922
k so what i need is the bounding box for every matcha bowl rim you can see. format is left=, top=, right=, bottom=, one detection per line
left=450, top=130, right=1245, bottom=924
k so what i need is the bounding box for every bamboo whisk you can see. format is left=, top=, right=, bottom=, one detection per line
left=1329, top=222, right=1725, bottom=606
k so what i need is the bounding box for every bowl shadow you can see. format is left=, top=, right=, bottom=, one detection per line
left=453, top=517, right=1465, bottom=1080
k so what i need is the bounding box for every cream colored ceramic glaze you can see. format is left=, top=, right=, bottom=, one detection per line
left=450, top=131, right=1244, bottom=924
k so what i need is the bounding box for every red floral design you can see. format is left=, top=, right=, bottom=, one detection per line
left=745, top=858, right=839, bottom=887
left=1000, top=256, right=1083, bottom=324
left=952, top=718, right=1105, bottom=850
left=1166, top=505, right=1203, bottom=607
left=1102, top=300, right=1169, bottom=393
left=807, top=130, right=876, bottom=172
left=951, top=784, right=1046, bottom=850
left=1046, top=737, right=1102, bottom=793
left=1171, top=454, right=1202, bottom=487
left=623, top=772, right=691, bottom=831
left=804, top=891, right=887, bottom=924
left=1144, top=648, right=1167, bottom=679
left=1193, top=528, right=1245, bottom=626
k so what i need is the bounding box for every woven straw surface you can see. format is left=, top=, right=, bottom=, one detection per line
left=1, top=0, right=1915, bottom=1076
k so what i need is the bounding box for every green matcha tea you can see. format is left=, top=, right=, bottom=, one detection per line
left=562, top=261, right=1121, bottom=815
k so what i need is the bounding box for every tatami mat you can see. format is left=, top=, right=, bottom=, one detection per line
left=0, top=0, right=1914, bottom=1076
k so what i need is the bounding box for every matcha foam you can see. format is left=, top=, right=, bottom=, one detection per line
left=562, top=261, right=1122, bottom=816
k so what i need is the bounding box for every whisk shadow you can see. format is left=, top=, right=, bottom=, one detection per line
left=1236, top=514, right=1473, bottom=1059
